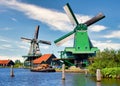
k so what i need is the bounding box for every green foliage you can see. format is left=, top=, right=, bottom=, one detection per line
left=14, top=60, right=23, bottom=68
left=101, top=67, right=120, bottom=78
left=88, top=48, right=120, bottom=76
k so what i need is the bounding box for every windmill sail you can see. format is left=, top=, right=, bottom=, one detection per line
left=39, top=40, right=51, bottom=45
left=84, top=13, right=105, bottom=27
left=54, top=30, right=75, bottom=46
left=63, top=3, right=79, bottom=26
left=34, top=25, right=39, bottom=39
left=21, top=37, right=31, bottom=43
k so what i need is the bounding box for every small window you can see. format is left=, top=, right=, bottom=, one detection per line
left=85, top=47, right=87, bottom=49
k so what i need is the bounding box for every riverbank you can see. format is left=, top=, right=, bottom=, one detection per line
left=56, top=69, right=85, bottom=73
left=55, top=66, right=87, bottom=73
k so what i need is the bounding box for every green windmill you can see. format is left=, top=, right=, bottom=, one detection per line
left=54, top=3, right=105, bottom=67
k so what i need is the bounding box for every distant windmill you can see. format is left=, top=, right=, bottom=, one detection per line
left=21, top=25, right=51, bottom=61
left=54, top=3, right=105, bottom=67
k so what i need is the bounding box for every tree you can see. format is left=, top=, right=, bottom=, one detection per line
left=14, top=60, right=23, bottom=68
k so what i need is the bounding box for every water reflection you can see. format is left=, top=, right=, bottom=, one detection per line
left=90, top=76, right=120, bottom=86
left=96, top=82, right=101, bottom=86
left=62, top=80, right=66, bottom=86
left=61, top=73, right=95, bottom=86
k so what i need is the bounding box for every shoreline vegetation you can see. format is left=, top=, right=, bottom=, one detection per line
left=101, top=67, right=120, bottom=79
left=88, top=49, right=120, bottom=79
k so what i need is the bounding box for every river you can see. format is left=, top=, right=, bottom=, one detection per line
left=0, top=68, right=119, bottom=86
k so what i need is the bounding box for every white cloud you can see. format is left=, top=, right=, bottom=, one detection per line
left=0, top=38, right=25, bottom=60
left=0, top=36, right=28, bottom=54
left=11, top=17, right=17, bottom=22
left=0, top=55, right=25, bottom=62
left=40, top=45, right=50, bottom=49
left=0, top=37, right=13, bottom=50
left=0, top=0, right=71, bottom=32
left=76, top=14, right=91, bottom=23
left=1, top=44, right=12, bottom=48
left=0, top=0, right=106, bottom=32
left=106, top=40, right=112, bottom=43
left=18, top=45, right=29, bottom=50
left=0, top=38, right=10, bottom=42
left=92, top=40, right=120, bottom=51
left=56, top=38, right=120, bottom=51
left=118, top=25, right=120, bottom=28
left=103, top=30, right=120, bottom=38
left=20, top=41, right=50, bottom=50
left=61, top=39, right=73, bottom=47
left=89, top=25, right=107, bottom=32
left=0, top=27, right=12, bottom=31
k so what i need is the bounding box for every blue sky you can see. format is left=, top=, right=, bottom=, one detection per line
left=0, top=0, right=120, bottom=62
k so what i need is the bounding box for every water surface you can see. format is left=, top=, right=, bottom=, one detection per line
left=0, top=68, right=119, bottom=86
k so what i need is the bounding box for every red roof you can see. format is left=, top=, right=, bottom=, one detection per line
left=33, top=54, right=52, bottom=64
left=0, top=60, right=11, bottom=64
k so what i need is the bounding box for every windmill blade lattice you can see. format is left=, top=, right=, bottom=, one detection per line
left=63, top=3, right=79, bottom=26
left=84, top=13, right=105, bottom=26
left=39, top=40, right=51, bottom=45
left=21, top=37, right=32, bottom=43
left=54, top=30, right=75, bottom=46
left=21, top=25, right=51, bottom=56
left=34, top=25, right=39, bottom=39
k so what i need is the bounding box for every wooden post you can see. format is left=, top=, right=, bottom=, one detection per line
left=85, top=69, right=88, bottom=77
left=62, top=64, right=65, bottom=80
left=96, top=69, right=101, bottom=82
left=10, top=65, right=15, bottom=77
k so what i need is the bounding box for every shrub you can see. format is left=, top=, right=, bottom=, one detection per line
left=88, top=48, right=120, bottom=78
left=101, top=67, right=120, bottom=78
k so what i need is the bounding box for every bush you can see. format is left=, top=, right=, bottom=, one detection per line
left=88, top=48, right=120, bottom=77
left=101, top=67, right=120, bottom=78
